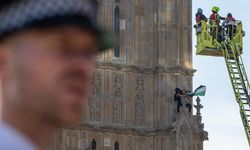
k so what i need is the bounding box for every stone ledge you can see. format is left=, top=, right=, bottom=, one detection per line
left=95, top=62, right=196, bottom=76
left=61, top=123, right=193, bottom=136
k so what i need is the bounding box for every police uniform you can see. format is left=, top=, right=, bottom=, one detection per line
left=0, top=0, right=113, bottom=149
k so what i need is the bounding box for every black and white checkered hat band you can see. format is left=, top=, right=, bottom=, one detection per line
left=0, top=0, right=96, bottom=37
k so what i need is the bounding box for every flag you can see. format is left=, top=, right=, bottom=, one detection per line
left=192, top=85, right=206, bottom=96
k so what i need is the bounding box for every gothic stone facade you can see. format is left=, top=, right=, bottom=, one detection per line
left=50, top=0, right=208, bottom=149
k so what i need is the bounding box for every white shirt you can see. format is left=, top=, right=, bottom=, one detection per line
left=0, top=122, right=38, bottom=150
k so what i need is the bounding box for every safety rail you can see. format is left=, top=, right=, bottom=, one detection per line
left=195, top=20, right=243, bottom=57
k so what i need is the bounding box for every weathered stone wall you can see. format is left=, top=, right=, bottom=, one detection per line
left=50, top=0, right=208, bottom=150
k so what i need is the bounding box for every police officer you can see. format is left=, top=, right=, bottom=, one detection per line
left=0, top=0, right=113, bottom=150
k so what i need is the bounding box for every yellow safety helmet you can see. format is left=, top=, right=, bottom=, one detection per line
left=212, top=6, right=220, bottom=13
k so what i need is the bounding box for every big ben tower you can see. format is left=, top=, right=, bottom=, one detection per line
left=50, top=0, right=208, bottom=150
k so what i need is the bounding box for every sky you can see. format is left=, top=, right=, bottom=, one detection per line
left=192, top=0, right=250, bottom=149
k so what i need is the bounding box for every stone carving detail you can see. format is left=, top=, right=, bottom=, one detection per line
left=105, top=0, right=112, bottom=6
left=134, top=75, right=146, bottom=126
left=64, top=130, right=80, bottom=150
left=179, top=123, right=192, bottom=150
left=112, top=73, right=125, bottom=124
left=80, top=131, right=89, bottom=150
left=135, top=6, right=144, bottom=16
left=89, top=71, right=102, bottom=122
left=194, top=97, right=203, bottom=116
left=180, top=124, right=190, bottom=138
left=135, top=0, right=144, bottom=16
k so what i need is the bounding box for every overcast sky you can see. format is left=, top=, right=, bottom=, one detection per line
left=192, top=0, right=250, bottom=149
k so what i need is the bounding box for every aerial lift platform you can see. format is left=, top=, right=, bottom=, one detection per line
left=195, top=19, right=250, bottom=146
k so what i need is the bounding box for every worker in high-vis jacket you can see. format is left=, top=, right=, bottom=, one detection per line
left=209, top=6, right=225, bottom=41
left=195, top=8, right=207, bottom=25
left=225, top=13, right=236, bottom=39
left=194, top=8, right=207, bottom=34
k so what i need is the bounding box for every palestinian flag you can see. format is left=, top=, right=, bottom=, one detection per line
left=192, top=85, right=206, bottom=96
left=187, top=85, right=206, bottom=97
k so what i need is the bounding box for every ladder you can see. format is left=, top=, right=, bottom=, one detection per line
left=222, top=41, right=250, bottom=145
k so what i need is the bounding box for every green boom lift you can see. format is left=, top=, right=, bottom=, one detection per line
left=195, top=20, right=250, bottom=146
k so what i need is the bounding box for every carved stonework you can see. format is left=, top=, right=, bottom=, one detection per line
left=180, top=124, right=190, bottom=139
left=135, top=0, right=144, bottom=16
left=178, top=123, right=192, bottom=150
left=105, top=0, right=112, bottom=6
left=80, top=131, right=89, bottom=150
left=135, top=6, right=144, bottom=16
left=194, top=97, right=203, bottom=116
left=62, top=130, right=81, bottom=150
left=134, top=75, right=146, bottom=126
left=89, top=71, right=102, bottom=122
left=112, top=73, right=125, bottom=124
left=50, top=0, right=208, bottom=150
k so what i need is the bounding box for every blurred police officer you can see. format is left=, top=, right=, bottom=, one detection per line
left=0, top=0, right=113, bottom=150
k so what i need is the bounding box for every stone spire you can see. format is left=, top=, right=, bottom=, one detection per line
left=194, top=97, right=203, bottom=116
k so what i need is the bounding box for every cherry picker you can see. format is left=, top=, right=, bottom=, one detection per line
left=195, top=19, right=250, bottom=146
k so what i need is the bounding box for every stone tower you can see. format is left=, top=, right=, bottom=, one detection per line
left=50, top=0, right=208, bottom=149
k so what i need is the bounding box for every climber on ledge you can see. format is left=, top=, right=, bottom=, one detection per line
left=174, top=88, right=183, bottom=112
left=182, top=89, right=192, bottom=113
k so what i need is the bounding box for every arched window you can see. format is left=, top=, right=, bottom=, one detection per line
left=114, top=140, right=119, bottom=150
left=114, top=0, right=120, bottom=57
left=91, top=139, right=97, bottom=150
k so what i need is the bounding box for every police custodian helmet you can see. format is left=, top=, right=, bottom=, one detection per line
left=0, top=0, right=114, bottom=51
